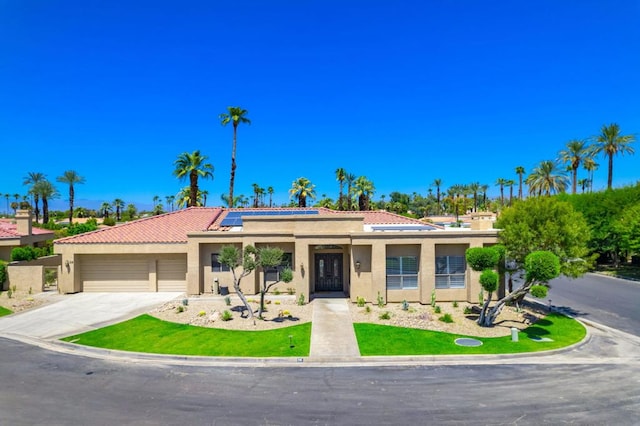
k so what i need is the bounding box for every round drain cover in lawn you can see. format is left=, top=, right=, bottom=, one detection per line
left=455, top=338, right=483, bottom=347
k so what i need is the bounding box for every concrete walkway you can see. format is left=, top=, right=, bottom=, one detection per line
left=309, top=298, right=360, bottom=359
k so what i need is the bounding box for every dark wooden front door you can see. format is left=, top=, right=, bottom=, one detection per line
left=314, top=253, right=343, bottom=292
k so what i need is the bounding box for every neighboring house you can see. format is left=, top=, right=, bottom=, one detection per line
left=0, top=210, right=55, bottom=261
left=54, top=207, right=499, bottom=304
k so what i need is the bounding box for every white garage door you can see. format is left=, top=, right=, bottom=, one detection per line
left=157, top=257, right=187, bottom=292
left=82, top=256, right=149, bottom=292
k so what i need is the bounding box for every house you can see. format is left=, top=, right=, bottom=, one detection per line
left=54, top=207, right=499, bottom=304
left=0, top=210, right=55, bottom=261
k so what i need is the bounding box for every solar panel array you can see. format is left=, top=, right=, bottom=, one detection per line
left=220, top=209, right=320, bottom=227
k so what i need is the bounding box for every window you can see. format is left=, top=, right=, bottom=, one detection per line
left=386, top=256, right=418, bottom=289
left=265, top=252, right=293, bottom=281
left=211, top=253, right=231, bottom=272
left=435, top=256, right=466, bottom=288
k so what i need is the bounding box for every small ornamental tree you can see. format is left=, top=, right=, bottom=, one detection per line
left=465, top=246, right=503, bottom=325
left=218, top=245, right=258, bottom=322
left=256, top=247, right=293, bottom=319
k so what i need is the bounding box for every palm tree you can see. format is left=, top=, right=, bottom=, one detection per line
left=173, top=150, right=214, bottom=208
left=219, top=106, right=251, bottom=207
left=100, top=202, right=112, bottom=218
left=467, top=182, right=480, bottom=212
left=112, top=199, right=124, bottom=221
left=432, top=179, right=443, bottom=215
left=267, top=186, right=274, bottom=208
left=56, top=170, right=85, bottom=224
left=526, top=160, right=569, bottom=196
left=153, top=195, right=160, bottom=209
left=353, top=176, right=375, bottom=211
left=480, top=184, right=489, bottom=210
left=165, top=195, right=175, bottom=212
left=4, top=193, right=9, bottom=216
left=583, top=155, right=598, bottom=193
left=177, top=186, right=203, bottom=208
left=514, top=166, right=525, bottom=200
left=557, top=139, right=588, bottom=194
left=577, top=178, right=588, bottom=193
left=251, top=183, right=260, bottom=208
left=592, top=123, right=636, bottom=189
left=495, top=178, right=508, bottom=207
left=345, top=173, right=356, bottom=210
left=34, top=180, right=58, bottom=224
left=23, top=172, right=45, bottom=223
left=335, top=168, right=346, bottom=210
left=289, top=177, right=316, bottom=207
left=505, top=179, right=515, bottom=206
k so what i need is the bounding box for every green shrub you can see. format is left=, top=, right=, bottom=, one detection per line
left=356, top=296, right=366, bottom=307
left=463, top=306, right=473, bottom=315
left=224, top=295, right=231, bottom=306
left=452, top=300, right=458, bottom=308
left=176, top=305, right=184, bottom=313
left=431, top=289, right=436, bottom=307
left=365, top=305, right=371, bottom=313
left=297, top=293, right=305, bottom=306
left=287, top=287, right=295, bottom=295
left=376, top=291, right=385, bottom=307
left=530, top=285, right=549, bottom=298
left=379, top=311, right=391, bottom=320
left=434, top=305, right=441, bottom=314
left=181, top=298, right=189, bottom=306
left=0, top=261, right=7, bottom=286
left=198, top=310, right=206, bottom=317
left=439, top=313, right=454, bottom=323
left=11, top=246, right=37, bottom=261
left=102, top=217, right=116, bottom=226
left=221, top=310, right=232, bottom=321
left=401, top=300, right=409, bottom=311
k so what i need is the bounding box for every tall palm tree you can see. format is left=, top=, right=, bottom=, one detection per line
left=432, top=178, right=443, bottom=215
left=345, top=173, right=356, bottom=211
left=577, top=178, right=588, bottom=193
left=165, top=195, right=175, bottom=212
left=289, top=177, right=316, bottom=207
left=56, top=170, right=85, bottom=224
left=267, top=186, right=274, bottom=208
left=514, top=166, right=525, bottom=200
left=335, top=168, right=346, bottom=211
left=177, top=186, right=203, bottom=208
left=495, top=178, right=508, bottom=207
left=557, top=139, right=588, bottom=194
left=173, top=150, right=214, bottom=208
left=353, top=176, right=376, bottom=211
left=505, top=179, right=515, bottom=206
left=202, top=190, right=209, bottom=207
left=112, top=199, right=124, bottom=221
left=4, top=193, right=9, bottom=216
left=100, top=202, right=112, bottom=218
left=592, top=123, right=636, bottom=189
left=153, top=195, right=160, bottom=209
left=526, top=160, right=569, bottom=196
left=34, top=180, right=58, bottom=224
left=467, top=182, right=480, bottom=212
left=23, top=172, right=45, bottom=223
left=583, top=156, right=598, bottom=193
left=219, top=106, right=251, bottom=207
left=480, top=184, right=489, bottom=210
left=252, top=183, right=260, bottom=208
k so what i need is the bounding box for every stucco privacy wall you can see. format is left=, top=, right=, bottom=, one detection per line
left=5, top=255, right=61, bottom=292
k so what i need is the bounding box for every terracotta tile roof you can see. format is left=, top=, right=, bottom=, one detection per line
left=56, top=207, right=223, bottom=244
left=0, top=219, right=55, bottom=239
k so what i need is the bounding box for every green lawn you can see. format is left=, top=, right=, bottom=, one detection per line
left=62, top=314, right=311, bottom=357
left=354, top=313, right=586, bottom=356
left=0, top=306, right=12, bottom=317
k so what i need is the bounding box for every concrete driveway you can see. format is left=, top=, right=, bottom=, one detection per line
left=0, top=292, right=182, bottom=339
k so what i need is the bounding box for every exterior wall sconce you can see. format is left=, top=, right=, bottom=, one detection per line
left=65, top=260, right=73, bottom=267
left=355, top=260, right=361, bottom=270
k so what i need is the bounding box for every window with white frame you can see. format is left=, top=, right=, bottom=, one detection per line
left=211, top=253, right=231, bottom=272
left=435, top=256, right=466, bottom=288
left=386, top=256, right=418, bottom=289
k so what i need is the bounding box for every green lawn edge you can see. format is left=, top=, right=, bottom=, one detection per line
left=354, top=313, right=586, bottom=356
left=0, top=306, right=12, bottom=317
left=61, top=314, right=311, bottom=357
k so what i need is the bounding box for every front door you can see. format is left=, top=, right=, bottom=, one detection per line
left=314, top=253, right=343, bottom=292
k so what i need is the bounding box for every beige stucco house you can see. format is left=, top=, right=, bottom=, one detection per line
left=54, top=207, right=499, bottom=304
left=0, top=210, right=55, bottom=261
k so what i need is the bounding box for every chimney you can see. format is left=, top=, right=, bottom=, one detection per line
left=15, top=209, right=32, bottom=236
left=470, top=212, right=495, bottom=231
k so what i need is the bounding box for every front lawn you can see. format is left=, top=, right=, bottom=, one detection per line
left=355, top=313, right=585, bottom=356
left=62, top=314, right=311, bottom=357
left=0, top=306, right=12, bottom=317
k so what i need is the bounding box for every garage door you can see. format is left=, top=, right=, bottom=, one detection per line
left=81, top=256, right=149, bottom=292
left=157, top=257, right=187, bottom=292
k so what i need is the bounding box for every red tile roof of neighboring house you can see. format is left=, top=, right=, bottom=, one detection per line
left=56, top=207, right=441, bottom=245
left=0, top=219, right=55, bottom=239
left=56, top=207, right=223, bottom=244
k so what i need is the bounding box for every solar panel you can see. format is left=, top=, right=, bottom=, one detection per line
left=220, top=209, right=319, bottom=227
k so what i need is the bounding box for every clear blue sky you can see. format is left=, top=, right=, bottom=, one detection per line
left=1, top=1, right=639, bottom=211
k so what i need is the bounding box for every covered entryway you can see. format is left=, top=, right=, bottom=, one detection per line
left=314, top=253, right=343, bottom=292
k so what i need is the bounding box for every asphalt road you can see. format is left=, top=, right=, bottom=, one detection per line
left=545, top=273, right=640, bottom=336
left=1, top=335, right=639, bottom=426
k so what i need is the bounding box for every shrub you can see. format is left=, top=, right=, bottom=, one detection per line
left=463, top=306, right=473, bottom=315
left=224, top=295, right=231, bottom=306
left=379, top=311, right=391, bottom=320
left=221, top=310, right=232, bottom=321
left=0, top=261, right=7, bottom=286
left=376, top=291, right=385, bottom=307
left=356, top=296, right=366, bottom=307
left=176, top=305, right=184, bottom=313
left=401, top=300, right=409, bottom=311
left=452, top=300, right=458, bottom=308
left=273, top=289, right=281, bottom=295
left=282, top=310, right=291, bottom=317
left=365, top=305, right=371, bottom=313
left=287, top=287, right=295, bottom=295
left=198, top=310, right=206, bottom=317
left=431, top=289, right=436, bottom=307
left=275, top=300, right=281, bottom=305
left=297, top=293, right=305, bottom=306
left=434, top=305, right=441, bottom=314
left=102, top=217, right=116, bottom=226
left=181, top=298, right=189, bottom=306
left=530, top=285, right=549, bottom=298
left=11, top=246, right=37, bottom=261
left=439, top=313, right=454, bottom=323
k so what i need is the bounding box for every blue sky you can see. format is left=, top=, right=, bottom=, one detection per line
left=1, top=1, right=639, bottom=212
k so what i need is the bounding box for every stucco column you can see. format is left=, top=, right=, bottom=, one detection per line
left=294, top=242, right=310, bottom=300
left=420, top=241, right=435, bottom=304
left=371, top=241, right=386, bottom=303
left=186, top=240, right=201, bottom=295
